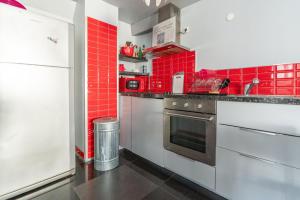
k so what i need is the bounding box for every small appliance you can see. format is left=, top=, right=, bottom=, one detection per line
left=172, top=72, right=184, bottom=94
left=119, top=77, right=148, bottom=93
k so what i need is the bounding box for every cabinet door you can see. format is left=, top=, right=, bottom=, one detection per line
left=120, top=96, right=132, bottom=150
left=164, top=150, right=216, bottom=190
left=164, top=150, right=194, bottom=180
left=132, top=98, right=164, bottom=167
left=216, top=147, right=300, bottom=200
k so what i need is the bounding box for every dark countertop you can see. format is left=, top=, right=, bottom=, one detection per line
left=120, top=92, right=300, bottom=105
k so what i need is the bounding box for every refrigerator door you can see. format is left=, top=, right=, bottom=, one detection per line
left=0, top=63, right=72, bottom=197
left=0, top=4, right=69, bottom=67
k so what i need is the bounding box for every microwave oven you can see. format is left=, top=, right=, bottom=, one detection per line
left=119, top=77, right=148, bottom=93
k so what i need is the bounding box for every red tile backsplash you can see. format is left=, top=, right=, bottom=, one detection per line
left=276, top=72, right=294, bottom=79
left=87, top=17, right=117, bottom=159
left=149, top=54, right=300, bottom=96
left=258, top=66, right=274, bottom=73
left=276, top=64, right=294, bottom=71
left=276, top=79, right=294, bottom=87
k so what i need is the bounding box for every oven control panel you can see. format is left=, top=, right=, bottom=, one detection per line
left=164, top=98, right=216, bottom=114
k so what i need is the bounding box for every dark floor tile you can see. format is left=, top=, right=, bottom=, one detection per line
left=161, top=176, right=194, bottom=200
left=127, top=156, right=174, bottom=186
left=163, top=175, right=227, bottom=200
left=184, top=190, right=211, bottom=200
left=32, top=183, right=80, bottom=200
left=119, top=149, right=139, bottom=165
left=74, top=165, right=158, bottom=200
left=143, top=188, right=178, bottom=200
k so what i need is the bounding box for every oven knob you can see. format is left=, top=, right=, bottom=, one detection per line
left=184, top=103, right=189, bottom=107
left=172, top=102, right=177, bottom=106
left=197, top=104, right=203, bottom=109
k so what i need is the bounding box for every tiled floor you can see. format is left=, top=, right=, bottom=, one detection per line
left=30, top=150, right=226, bottom=200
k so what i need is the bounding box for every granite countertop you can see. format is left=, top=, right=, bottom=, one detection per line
left=120, top=92, right=300, bottom=105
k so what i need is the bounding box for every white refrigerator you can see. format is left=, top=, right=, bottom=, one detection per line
left=0, top=4, right=75, bottom=199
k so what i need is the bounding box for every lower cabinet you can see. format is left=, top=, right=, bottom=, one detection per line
left=120, top=96, right=132, bottom=150
left=131, top=97, right=164, bottom=167
left=216, top=147, right=300, bottom=200
left=164, top=150, right=216, bottom=190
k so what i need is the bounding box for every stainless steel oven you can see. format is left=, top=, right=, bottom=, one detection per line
left=164, top=98, right=216, bottom=166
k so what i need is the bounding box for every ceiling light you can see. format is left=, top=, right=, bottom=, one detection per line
left=156, top=0, right=161, bottom=7
left=144, top=0, right=166, bottom=7
left=144, top=0, right=150, bottom=7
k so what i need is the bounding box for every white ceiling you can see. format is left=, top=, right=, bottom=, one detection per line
left=101, top=0, right=201, bottom=24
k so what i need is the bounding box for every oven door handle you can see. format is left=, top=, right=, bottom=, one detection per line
left=165, top=112, right=214, bottom=121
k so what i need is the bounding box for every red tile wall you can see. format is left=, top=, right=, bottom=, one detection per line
left=150, top=51, right=196, bottom=93
left=150, top=54, right=300, bottom=96
left=87, top=17, right=117, bottom=159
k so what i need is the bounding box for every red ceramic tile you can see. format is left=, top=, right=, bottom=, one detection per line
left=258, top=73, right=275, bottom=80
left=296, top=64, right=300, bottom=70
left=276, top=64, right=294, bottom=71
left=276, top=79, right=294, bottom=87
left=88, top=17, right=99, bottom=25
left=216, top=70, right=228, bottom=76
left=297, top=72, right=300, bottom=78
left=276, top=72, right=294, bottom=79
left=258, top=66, right=275, bottom=73
left=242, top=67, right=257, bottom=74
left=296, top=88, right=300, bottom=96
left=228, top=87, right=242, bottom=95
left=229, top=68, right=242, bottom=75
left=296, top=79, right=300, bottom=87
left=229, top=74, right=242, bottom=81
left=243, top=74, right=258, bottom=82
left=258, top=88, right=275, bottom=95
left=259, top=80, right=275, bottom=88
left=88, top=28, right=98, bottom=37
left=87, top=22, right=98, bottom=31
left=276, top=88, right=294, bottom=96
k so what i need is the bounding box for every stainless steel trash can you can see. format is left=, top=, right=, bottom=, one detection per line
left=93, top=117, right=119, bottom=171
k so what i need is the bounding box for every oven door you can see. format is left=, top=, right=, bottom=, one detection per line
left=164, top=109, right=216, bottom=166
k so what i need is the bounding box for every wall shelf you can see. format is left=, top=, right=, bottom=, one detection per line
left=119, top=54, right=148, bottom=63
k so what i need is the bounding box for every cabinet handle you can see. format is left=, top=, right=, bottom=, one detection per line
left=165, top=112, right=214, bottom=121
left=239, top=153, right=275, bottom=165
left=239, top=127, right=277, bottom=136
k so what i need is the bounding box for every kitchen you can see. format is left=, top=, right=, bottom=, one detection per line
left=0, top=0, right=300, bottom=200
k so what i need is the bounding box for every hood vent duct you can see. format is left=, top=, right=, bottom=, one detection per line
left=131, top=3, right=180, bottom=37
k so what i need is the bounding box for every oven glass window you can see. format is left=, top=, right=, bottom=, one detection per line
left=170, top=116, right=206, bottom=153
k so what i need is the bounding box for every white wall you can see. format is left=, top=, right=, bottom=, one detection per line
left=74, top=0, right=85, bottom=157
left=181, top=0, right=300, bottom=69
left=119, top=21, right=136, bottom=71
left=85, top=0, right=118, bottom=26
left=118, top=21, right=152, bottom=73
left=20, top=0, right=76, bottom=23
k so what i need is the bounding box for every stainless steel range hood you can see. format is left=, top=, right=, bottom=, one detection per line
left=131, top=3, right=181, bottom=37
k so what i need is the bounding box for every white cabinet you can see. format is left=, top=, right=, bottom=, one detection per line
left=216, top=147, right=300, bottom=200
left=216, top=101, right=300, bottom=200
left=0, top=5, right=69, bottom=67
left=131, top=97, right=164, bottom=167
left=164, top=150, right=216, bottom=190
left=164, top=150, right=194, bottom=180
left=218, top=101, right=300, bottom=137
left=120, top=96, right=132, bottom=150
left=217, top=124, right=300, bottom=169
